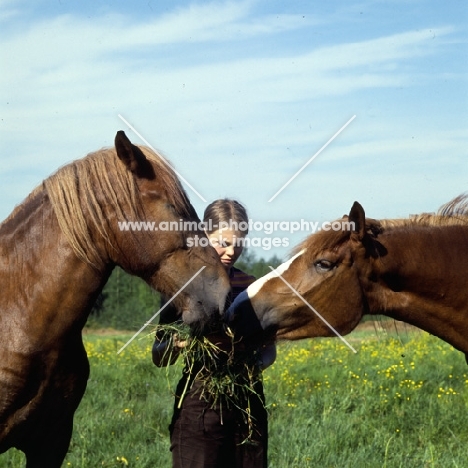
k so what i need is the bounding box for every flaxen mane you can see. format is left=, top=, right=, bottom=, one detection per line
left=381, top=193, right=468, bottom=230
left=438, top=193, right=468, bottom=218
left=42, top=146, right=193, bottom=268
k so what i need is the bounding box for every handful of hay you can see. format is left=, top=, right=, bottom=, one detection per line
left=153, top=322, right=265, bottom=443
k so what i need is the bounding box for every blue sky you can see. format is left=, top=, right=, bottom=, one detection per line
left=1, top=0, right=467, bottom=259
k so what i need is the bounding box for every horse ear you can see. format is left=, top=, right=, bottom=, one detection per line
left=349, top=201, right=366, bottom=241
left=114, top=130, right=155, bottom=179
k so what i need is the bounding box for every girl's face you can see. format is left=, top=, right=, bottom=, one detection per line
left=207, top=228, right=245, bottom=271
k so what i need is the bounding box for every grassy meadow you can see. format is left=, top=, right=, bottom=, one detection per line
left=2, top=325, right=468, bottom=467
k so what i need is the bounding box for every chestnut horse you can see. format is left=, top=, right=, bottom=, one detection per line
left=0, top=131, right=230, bottom=467
left=226, top=195, right=468, bottom=361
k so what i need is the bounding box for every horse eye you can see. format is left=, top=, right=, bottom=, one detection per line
left=314, top=259, right=335, bottom=272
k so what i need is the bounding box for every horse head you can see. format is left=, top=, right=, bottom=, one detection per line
left=112, top=131, right=230, bottom=326
left=226, top=202, right=384, bottom=342
left=45, top=130, right=230, bottom=328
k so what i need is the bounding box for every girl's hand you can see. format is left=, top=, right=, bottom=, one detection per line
left=172, top=334, right=188, bottom=349
left=152, top=334, right=187, bottom=367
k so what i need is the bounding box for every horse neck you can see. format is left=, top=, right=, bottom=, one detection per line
left=0, top=189, right=111, bottom=344
left=367, top=225, right=468, bottom=354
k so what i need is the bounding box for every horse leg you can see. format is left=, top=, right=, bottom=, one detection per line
left=23, top=412, right=74, bottom=468
left=22, top=343, right=89, bottom=468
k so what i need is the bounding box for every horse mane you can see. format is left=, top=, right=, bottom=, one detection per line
left=380, top=193, right=468, bottom=230
left=437, top=193, right=468, bottom=218
left=33, top=146, right=192, bottom=269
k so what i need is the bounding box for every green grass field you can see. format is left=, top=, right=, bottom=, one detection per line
left=2, top=326, right=468, bottom=467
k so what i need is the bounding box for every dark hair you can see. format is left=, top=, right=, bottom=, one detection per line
left=203, top=199, right=249, bottom=235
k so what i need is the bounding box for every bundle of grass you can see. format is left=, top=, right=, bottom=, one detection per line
left=153, top=322, right=265, bottom=444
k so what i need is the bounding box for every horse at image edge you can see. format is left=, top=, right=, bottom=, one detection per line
left=0, top=131, right=230, bottom=467
left=227, top=195, right=468, bottom=362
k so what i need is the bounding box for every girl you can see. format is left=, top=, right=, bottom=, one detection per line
left=153, top=199, right=275, bottom=468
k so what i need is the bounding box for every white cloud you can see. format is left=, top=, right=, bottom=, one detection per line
left=1, top=22, right=450, bottom=127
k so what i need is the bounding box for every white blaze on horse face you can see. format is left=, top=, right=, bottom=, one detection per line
left=247, top=249, right=306, bottom=299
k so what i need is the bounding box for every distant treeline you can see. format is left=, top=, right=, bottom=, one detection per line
left=87, top=250, right=282, bottom=330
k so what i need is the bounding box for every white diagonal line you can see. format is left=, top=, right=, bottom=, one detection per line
left=268, top=115, right=356, bottom=203
left=117, top=266, right=206, bottom=354
left=118, top=114, right=207, bottom=202
left=268, top=266, right=357, bottom=353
